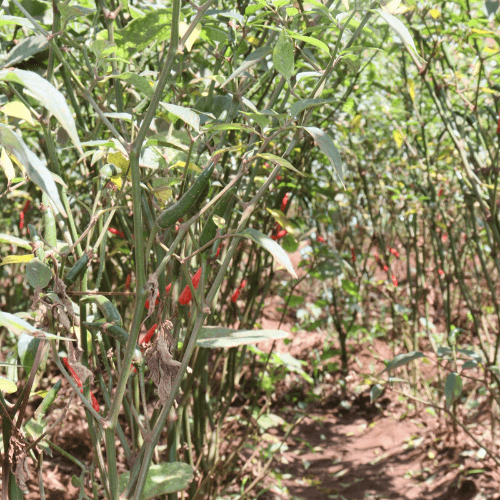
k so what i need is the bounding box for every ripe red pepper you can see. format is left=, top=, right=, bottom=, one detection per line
left=280, top=193, right=289, bottom=212
left=178, top=268, right=202, bottom=306
left=231, top=289, right=240, bottom=303
left=141, top=323, right=157, bottom=347
left=108, top=227, right=125, bottom=238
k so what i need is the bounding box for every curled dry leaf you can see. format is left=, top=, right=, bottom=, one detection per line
left=9, top=428, right=30, bottom=493
left=144, top=322, right=190, bottom=407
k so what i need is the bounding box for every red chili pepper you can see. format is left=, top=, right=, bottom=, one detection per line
left=389, top=247, right=400, bottom=258
left=391, top=275, right=398, bottom=286
left=316, top=235, right=325, bottom=243
left=351, top=247, right=356, bottom=262
left=215, top=245, right=221, bottom=258
left=178, top=268, right=202, bottom=306
left=231, top=289, right=240, bottom=303
left=62, top=357, right=82, bottom=387
left=22, top=200, right=30, bottom=213
left=166, top=283, right=172, bottom=293
left=239, top=279, right=247, bottom=290
left=383, top=264, right=389, bottom=272
left=144, top=296, right=160, bottom=309
left=280, top=193, right=289, bottom=212
left=438, top=188, right=444, bottom=197
left=277, top=175, right=283, bottom=181
left=374, top=253, right=380, bottom=261
left=271, top=229, right=286, bottom=241
left=441, top=233, right=448, bottom=243
left=63, top=358, right=100, bottom=412
left=19, top=211, right=24, bottom=229
left=141, top=323, right=157, bottom=347
left=125, top=274, right=132, bottom=291
left=438, top=269, right=445, bottom=276
left=108, top=227, right=125, bottom=238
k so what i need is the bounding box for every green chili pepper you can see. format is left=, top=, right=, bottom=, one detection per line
left=82, top=295, right=122, bottom=327
left=64, top=253, right=89, bottom=286
left=156, top=162, right=215, bottom=229
left=83, top=321, right=129, bottom=345
left=42, top=193, right=57, bottom=248
left=199, top=187, right=235, bottom=253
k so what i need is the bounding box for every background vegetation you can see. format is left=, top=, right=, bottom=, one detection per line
left=0, top=0, right=499, bottom=498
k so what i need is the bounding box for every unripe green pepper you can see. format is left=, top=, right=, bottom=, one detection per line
left=64, top=253, right=90, bottom=286
left=156, top=162, right=215, bottom=229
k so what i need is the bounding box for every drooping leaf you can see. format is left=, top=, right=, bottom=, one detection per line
left=445, top=372, right=463, bottom=409
left=382, top=351, right=426, bottom=373
left=240, top=227, right=297, bottom=278
left=0, top=14, right=38, bottom=29
left=1, top=147, right=16, bottom=180
left=100, top=72, right=154, bottom=97
left=0, top=311, right=74, bottom=340
left=58, top=3, right=95, bottom=25
left=0, top=69, right=82, bottom=153
left=197, top=326, right=289, bottom=348
left=118, top=463, right=193, bottom=499
left=273, top=30, right=294, bottom=82
left=303, top=126, right=342, bottom=183
left=257, top=153, right=305, bottom=177
left=376, top=10, right=424, bottom=61
left=0, top=126, right=66, bottom=215
left=160, top=103, right=200, bottom=133
left=2, top=34, right=48, bottom=69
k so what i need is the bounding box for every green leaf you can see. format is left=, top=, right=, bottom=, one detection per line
left=342, top=53, right=360, bottom=72
left=0, top=233, right=32, bottom=250
left=285, top=30, right=330, bottom=54
left=34, top=380, right=61, bottom=420
left=341, top=279, right=360, bottom=299
left=58, top=3, right=95, bottom=25
left=273, top=30, right=294, bottom=82
left=160, top=103, right=200, bottom=133
left=382, top=351, right=426, bottom=373
left=118, top=463, right=193, bottom=499
left=1, top=254, right=35, bottom=266
left=0, top=311, right=75, bottom=341
left=290, top=98, right=336, bottom=118
left=26, top=259, right=52, bottom=289
left=3, top=34, right=48, bottom=68
left=257, top=152, right=305, bottom=177
left=197, top=326, right=289, bottom=348
left=218, top=46, right=272, bottom=88
left=0, top=14, right=38, bottom=29
left=99, top=9, right=173, bottom=59
left=376, top=9, right=424, bottom=61
left=240, top=227, right=298, bottom=278
left=0, top=376, right=17, bottom=394
left=370, top=384, right=384, bottom=403
left=18, top=332, right=40, bottom=374
left=100, top=72, right=154, bottom=98
left=303, top=126, right=343, bottom=183
left=0, top=125, right=66, bottom=215
left=0, top=69, right=82, bottom=154
left=445, top=372, right=462, bottom=409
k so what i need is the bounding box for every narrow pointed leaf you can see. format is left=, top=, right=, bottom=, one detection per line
left=0, top=69, right=82, bottom=153
left=197, top=326, right=289, bottom=348
left=2, top=34, right=48, bottom=68
left=218, top=46, right=272, bottom=88
left=445, top=372, right=463, bottom=409
left=303, top=126, right=343, bottom=183
left=382, top=351, right=425, bottom=373
left=240, top=228, right=297, bottom=278
left=257, top=153, right=305, bottom=177
left=0, top=125, right=66, bottom=215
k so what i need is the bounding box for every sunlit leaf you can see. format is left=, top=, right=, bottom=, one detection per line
left=197, top=326, right=289, bottom=348
left=303, top=126, right=343, bottom=183
left=0, top=376, right=17, bottom=394
left=240, top=227, right=297, bottom=278
left=1, top=254, right=35, bottom=266
left=273, top=30, right=294, bottom=82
